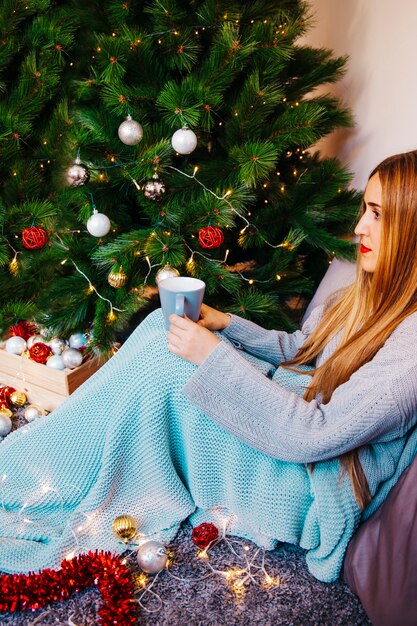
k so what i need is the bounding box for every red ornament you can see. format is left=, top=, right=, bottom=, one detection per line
left=191, top=522, right=219, bottom=549
left=9, top=321, right=37, bottom=340
left=0, top=386, right=16, bottom=409
left=29, top=342, right=52, bottom=364
left=0, top=551, right=137, bottom=625
left=198, top=226, right=224, bottom=249
left=21, top=226, right=48, bottom=250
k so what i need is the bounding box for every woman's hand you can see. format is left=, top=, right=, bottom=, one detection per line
left=197, top=303, right=231, bottom=331
left=167, top=314, right=221, bottom=365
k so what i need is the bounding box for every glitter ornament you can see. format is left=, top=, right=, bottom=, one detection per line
left=9, top=321, right=37, bottom=340
left=112, top=514, right=138, bottom=544
left=69, top=332, right=87, bottom=349
left=65, top=156, right=90, bottom=186
left=198, top=226, right=224, bottom=249
left=155, top=264, right=180, bottom=285
left=0, top=386, right=15, bottom=408
left=9, top=391, right=27, bottom=407
left=61, top=348, right=83, bottom=369
left=49, top=337, right=67, bottom=355
left=0, top=412, right=12, bottom=437
left=143, top=176, right=165, bottom=200
left=29, top=342, right=52, bottom=364
left=108, top=267, right=128, bottom=288
left=5, top=336, right=27, bottom=355
left=191, top=522, right=219, bottom=548
left=171, top=126, right=198, bottom=154
left=118, top=114, right=143, bottom=146
left=24, top=404, right=44, bottom=422
left=87, top=210, right=111, bottom=237
left=21, top=226, right=48, bottom=250
left=136, top=540, right=168, bottom=574
left=46, top=354, right=65, bottom=370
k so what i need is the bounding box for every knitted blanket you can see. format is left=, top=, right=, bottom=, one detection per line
left=0, top=309, right=415, bottom=582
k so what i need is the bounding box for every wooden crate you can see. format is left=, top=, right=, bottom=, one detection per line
left=0, top=348, right=102, bottom=412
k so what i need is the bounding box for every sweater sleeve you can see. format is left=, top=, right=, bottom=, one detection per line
left=183, top=316, right=417, bottom=463
left=220, top=305, right=324, bottom=366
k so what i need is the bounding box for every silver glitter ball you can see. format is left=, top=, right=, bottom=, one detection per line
left=5, top=336, right=27, bottom=354
left=27, top=334, right=45, bottom=350
left=61, top=347, right=83, bottom=369
left=24, top=404, right=44, bottom=423
left=136, top=540, right=168, bottom=574
left=155, top=264, right=180, bottom=285
left=49, top=337, right=67, bottom=355
left=0, top=413, right=12, bottom=437
left=68, top=332, right=87, bottom=349
left=118, top=115, right=143, bottom=146
left=143, top=179, right=165, bottom=200
left=46, top=354, right=65, bottom=370
left=65, top=157, right=90, bottom=187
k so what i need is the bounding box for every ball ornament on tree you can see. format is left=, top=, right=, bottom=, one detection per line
left=143, top=176, right=165, bottom=200
left=191, top=522, right=219, bottom=549
left=108, top=267, right=127, bottom=288
left=171, top=126, right=197, bottom=154
left=136, top=540, right=168, bottom=574
left=87, top=210, right=111, bottom=237
left=118, top=114, right=143, bottom=146
left=112, top=514, right=138, bottom=544
left=65, top=156, right=90, bottom=187
left=198, top=226, right=224, bottom=249
left=155, top=264, right=180, bottom=285
left=22, top=226, right=48, bottom=250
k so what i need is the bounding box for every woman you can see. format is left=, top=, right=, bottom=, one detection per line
left=1, top=150, right=417, bottom=582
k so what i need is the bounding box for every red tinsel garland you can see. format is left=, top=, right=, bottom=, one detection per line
left=29, top=342, right=52, bottom=364
left=9, top=321, right=38, bottom=340
left=0, top=551, right=138, bottom=625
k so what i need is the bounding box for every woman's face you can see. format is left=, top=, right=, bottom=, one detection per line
left=354, top=173, right=382, bottom=273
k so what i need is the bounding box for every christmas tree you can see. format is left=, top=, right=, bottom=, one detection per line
left=0, top=0, right=359, bottom=356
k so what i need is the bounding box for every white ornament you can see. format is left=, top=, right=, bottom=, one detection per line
left=0, top=413, right=12, bottom=437
left=5, top=336, right=27, bottom=355
left=69, top=332, right=87, bottom=349
left=65, top=156, right=90, bottom=187
left=118, top=115, right=143, bottom=146
left=27, top=334, right=46, bottom=350
left=171, top=126, right=197, bottom=154
left=46, top=354, right=65, bottom=370
left=61, top=348, right=83, bottom=369
left=87, top=210, right=111, bottom=237
left=155, top=264, right=180, bottom=285
left=136, top=540, right=168, bottom=574
left=24, top=404, right=44, bottom=422
left=49, top=337, right=67, bottom=355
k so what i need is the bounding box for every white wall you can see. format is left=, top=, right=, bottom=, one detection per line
left=305, top=0, right=417, bottom=190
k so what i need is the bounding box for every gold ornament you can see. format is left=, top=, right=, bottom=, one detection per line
left=0, top=407, right=13, bottom=418
left=108, top=267, right=128, bottom=289
left=9, top=256, right=18, bottom=276
left=9, top=391, right=27, bottom=407
left=155, top=264, right=180, bottom=285
left=112, top=514, right=137, bottom=543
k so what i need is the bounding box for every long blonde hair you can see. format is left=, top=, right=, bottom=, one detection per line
left=285, top=150, right=417, bottom=509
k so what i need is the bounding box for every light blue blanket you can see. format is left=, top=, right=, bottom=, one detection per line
left=0, top=309, right=416, bottom=581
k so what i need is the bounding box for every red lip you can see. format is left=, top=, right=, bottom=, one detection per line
left=360, top=243, right=372, bottom=253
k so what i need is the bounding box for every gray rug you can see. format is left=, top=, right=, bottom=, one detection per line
left=0, top=522, right=370, bottom=626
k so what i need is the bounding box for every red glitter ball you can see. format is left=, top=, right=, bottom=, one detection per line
left=191, top=522, right=219, bottom=548
left=29, top=342, right=52, bottom=364
left=198, top=226, right=224, bottom=249
left=0, top=386, right=16, bottom=408
left=21, top=226, right=48, bottom=250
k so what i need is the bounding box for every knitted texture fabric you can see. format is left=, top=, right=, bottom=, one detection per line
left=0, top=309, right=416, bottom=582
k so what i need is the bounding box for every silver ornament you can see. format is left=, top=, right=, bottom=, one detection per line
left=143, top=179, right=165, bottom=200
left=68, top=332, right=87, bottom=349
left=49, top=337, right=67, bottom=355
left=24, top=404, right=44, bottom=423
left=171, top=126, right=197, bottom=154
left=61, top=348, right=83, bottom=369
left=27, top=334, right=45, bottom=350
left=118, top=115, right=143, bottom=146
left=5, top=336, right=27, bottom=355
left=155, top=264, right=180, bottom=285
left=136, top=540, right=168, bottom=574
left=87, top=210, right=111, bottom=237
left=0, top=413, right=12, bottom=437
left=46, top=354, right=65, bottom=370
left=65, top=156, right=90, bottom=187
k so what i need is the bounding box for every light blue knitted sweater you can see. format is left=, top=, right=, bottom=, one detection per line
left=1, top=308, right=417, bottom=581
